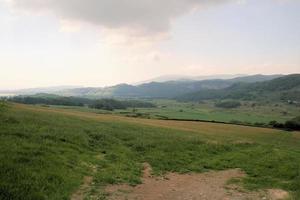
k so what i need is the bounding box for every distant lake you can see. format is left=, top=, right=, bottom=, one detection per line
left=0, top=93, right=15, bottom=97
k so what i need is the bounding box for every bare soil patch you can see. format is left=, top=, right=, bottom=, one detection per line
left=71, top=176, right=93, bottom=200
left=105, top=163, right=289, bottom=200
left=268, top=189, right=289, bottom=200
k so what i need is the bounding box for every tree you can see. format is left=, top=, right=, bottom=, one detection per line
left=285, top=116, right=300, bottom=130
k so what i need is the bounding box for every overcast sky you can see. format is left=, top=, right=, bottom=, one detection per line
left=0, top=0, right=299, bottom=89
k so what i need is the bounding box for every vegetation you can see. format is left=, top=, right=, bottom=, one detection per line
left=8, top=94, right=155, bottom=111
left=285, top=116, right=300, bottom=130
left=89, top=98, right=155, bottom=111
left=270, top=116, right=300, bottom=131
left=9, top=94, right=92, bottom=107
left=0, top=100, right=7, bottom=117
left=0, top=103, right=300, bottom=199
left=177, top=74, right=300, bottom=102
left=0, top=100, right=6, bottom=110
left=47, top=98, right=300, bottom=129
left=53, top=75, right=282, bottom=99
left=215, top=100, right=241, bottom=108
left=107, top=99, right=299, bottom=125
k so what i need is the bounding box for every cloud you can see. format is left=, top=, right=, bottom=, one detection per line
left=8, top=0, right=233, bottom=35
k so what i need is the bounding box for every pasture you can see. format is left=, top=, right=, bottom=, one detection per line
left=0, top=103, right=300, bottom=199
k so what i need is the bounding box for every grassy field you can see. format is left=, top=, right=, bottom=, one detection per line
left=1, top=103, right=300, bottom=199
left=122, top=100, right=300, bottom=124
left=50, top=99, right=300, bottom=124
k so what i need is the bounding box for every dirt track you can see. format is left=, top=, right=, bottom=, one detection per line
left=105, top=164, right=289, bottom=200
left=16, top=104, right=292, bottom=200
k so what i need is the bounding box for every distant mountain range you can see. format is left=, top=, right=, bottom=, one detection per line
left=133, top=74, right=248, bottom=84
left=52, top=74, right=283, bottom=99
left=3, top=74, right=299, bottom=102
left=177, top=74, right=300, bottom=102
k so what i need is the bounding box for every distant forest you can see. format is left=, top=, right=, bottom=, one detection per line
left=8, top=94, right=155, bottom=111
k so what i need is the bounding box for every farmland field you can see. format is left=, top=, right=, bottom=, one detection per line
left=123, top=100, right=300, bottom=123
left=51, top=99, right=300, bottom=124
left=1, top=103, right=300, bottom=199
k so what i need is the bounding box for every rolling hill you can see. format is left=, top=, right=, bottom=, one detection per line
left=1, top=103, right=300, bottom=199
left=54, top=74, right=282, bottom=99
left=177, top=74, right=300, bottom=102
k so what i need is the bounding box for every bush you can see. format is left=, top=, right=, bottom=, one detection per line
left=215, top=101, right=241, bottom=108
left=269, top=117, right=300, bottom=131
left=90, top=99, right=122, bottom=111
left=285, top=116, right=300, bottom=130
left=0, top=101, right=7, bottom=114
left=269, top=120, right=278, bottom=126
left=89, top=99, right=155, bottom=111
left=9, top=95, right=90, bottom=107
left=269, top=121, right=285, bottom=129
left=254, top=122, right=266, bottom=127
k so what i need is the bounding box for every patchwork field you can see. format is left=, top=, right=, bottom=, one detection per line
left=119, top=100, right=300, bottom=124
left=50, top=99, right=300, bottom=125
left=1, top=103, right=300, bottom=199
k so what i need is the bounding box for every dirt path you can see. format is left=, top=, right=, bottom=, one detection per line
left=71, top=176, right=93, bottom=200
left=105, top=164, right=288, bottom=200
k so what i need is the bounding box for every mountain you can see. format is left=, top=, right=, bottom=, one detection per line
left=55, top=74, right=282, bottom=99
left=134, top=74, right=247, bottom=84
left=134, top=74, right=282, bottom=85
left=228, top=74, right=282, bottom=83
left=177, top=74, right=300, bottom=102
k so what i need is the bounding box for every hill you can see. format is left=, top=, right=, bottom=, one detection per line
left=0, top=103, right=299, bottom=199
left=134, top=74, right=282, bottom=84
left=133, top=74, right=247, bottom=84
left=54, top=74, right=281, bottom=99
left=177, top=74, right=300, bottom=102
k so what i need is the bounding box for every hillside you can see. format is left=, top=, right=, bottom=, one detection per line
left=178, top=74, right=300, bottom=102
left=54, top=74, right=281, bottom=99
left=0, top=103, right=299, bottom=199
left=134, top=74, right=247, bottom=84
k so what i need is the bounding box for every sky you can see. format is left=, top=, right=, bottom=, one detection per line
left=0, top=0, right=299, bottom=90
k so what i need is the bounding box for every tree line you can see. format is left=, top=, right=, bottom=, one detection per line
left=8, top=95, right=155, bottom=111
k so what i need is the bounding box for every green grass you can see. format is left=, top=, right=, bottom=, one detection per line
left=116, top=99, right=300, bottom=124
left=50, top=99, right=300, bottom=125
left=1, top=103, right=300, bottom=199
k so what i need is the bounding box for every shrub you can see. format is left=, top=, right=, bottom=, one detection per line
left=269, top=117, right=300, bottom=131
left=254, top=122, right=266, bottom=127
left=9, top=95, right=89, bottom=107
left=0, top=101, right=7, bottom=114
left=215, top=101, right=241, bottom=108
left=272, top=122, right=285, bottom=129
left=89, top=99, right=155, bottom=111
left=269, top=120, right=278, bottom=126
left=285, top=116, right=300, bottom=130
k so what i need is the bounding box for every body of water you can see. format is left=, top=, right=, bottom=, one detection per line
left=0, top=93, right=15, bottom=97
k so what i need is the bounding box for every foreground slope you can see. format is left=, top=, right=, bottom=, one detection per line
left=0, top=103, right=300, bottom=199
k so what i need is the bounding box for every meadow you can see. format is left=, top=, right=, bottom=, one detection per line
left=51, top=99, right=299, bottom=124
left=0, top=103, right=300, bottom=199
left=127, top=100, right=300, bottom=123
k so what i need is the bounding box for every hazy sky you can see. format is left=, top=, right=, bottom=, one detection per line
left=0, top=0, right=299, bottom=90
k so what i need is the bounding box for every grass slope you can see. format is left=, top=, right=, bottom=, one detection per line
left=0, top=103, right=300, bottom=199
